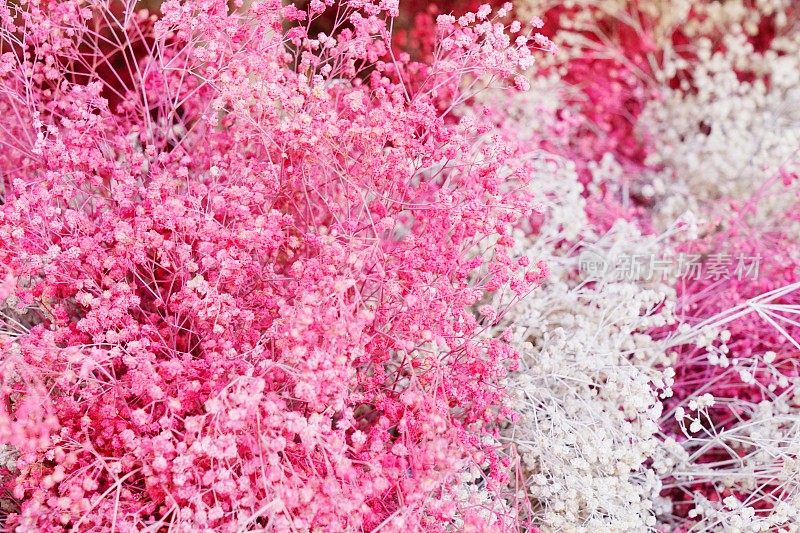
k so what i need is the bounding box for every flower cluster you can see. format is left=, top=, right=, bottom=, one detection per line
left=1, top=0, right=799, bottom=531
left=654, top=218, right=800, bottom=531
left=0, top=1, right=550, bottom=530
left=508, top=0, right=800, bottom=530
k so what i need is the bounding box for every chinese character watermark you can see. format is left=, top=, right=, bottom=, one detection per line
left=578, top=251, right=761, bottom=282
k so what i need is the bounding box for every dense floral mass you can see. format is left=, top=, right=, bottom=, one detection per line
left=0, top=0, right=797, bottom=532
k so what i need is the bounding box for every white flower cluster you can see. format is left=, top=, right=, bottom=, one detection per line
left=501, top=3, right=800, bottom=527
left=505, top=151, right=800, bottom=533
left=638, top=0, right=800, bottom=228
left=521, top=0, right=800, bottom=231
left=495, top=113, right=680, bottom=527
left=507, top=220, right=676, bottom=532
left=639, top=20, right=800, bottom=228
left=447, top=462, right=523, bottom=531
left=655, top=308, right=800, bottom=532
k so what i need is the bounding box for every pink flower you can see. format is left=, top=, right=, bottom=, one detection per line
left=0, top=1, right=541, bottom=530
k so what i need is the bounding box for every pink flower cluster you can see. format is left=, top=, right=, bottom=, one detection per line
left=0, top=1, right=548, bottom=530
